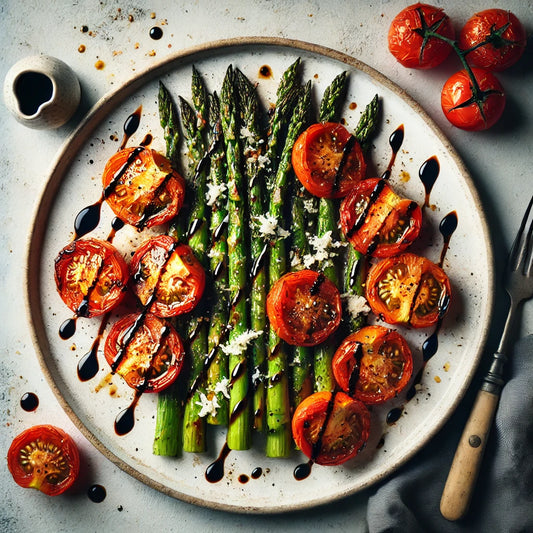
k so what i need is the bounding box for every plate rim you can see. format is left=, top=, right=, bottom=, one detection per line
left=24, top=36, right=495, bottom=514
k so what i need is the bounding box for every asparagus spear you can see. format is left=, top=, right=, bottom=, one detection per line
left=158, top=80, right=181, bottom=172
left=313, top=72, right=349, bottom=393
left=342, top=94, right=380, bottom=331
left=205, top=92, right=230, bottom=426
left=289, top=188, right=315, bottom=407
left=220, top=65, right=251, bottom=451
left=153, top=81, right=183, bottom=456
left=264, top=58, right=301, bottom=190
left=266, top=81, right=312, bottom=458
left=179, top=69, right=211, bottom=453
left=236, top=69, right=269, bottom=432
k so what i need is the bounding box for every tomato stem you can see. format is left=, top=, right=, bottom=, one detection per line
left=414, top=7, right=505, bottom=123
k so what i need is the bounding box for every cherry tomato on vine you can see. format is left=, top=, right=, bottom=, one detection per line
left=459, top=9, right=526, bottom=72
left=366, top=252, right=451, bottom=328
left=388, top=3, right=455, bottom=69
left=292, top=122, right=366, bottom=198
left=292, top=391, right=371, bottom=466
left=130, top=235, right=205, bottom=317
left=340, top=177, right=422, bottom=258
left=441, top=68, right=505, bottom=131
left=54, top=238, right=129, bottom=318
left=7, top=425, right=80, bottom=496
left=266, top=269, right=342, bottom=346
left=102, top=146, right=185, bottom=229
left=104, top=313, right=185, bottom=392
left=332, top=325, right=413, bottom=405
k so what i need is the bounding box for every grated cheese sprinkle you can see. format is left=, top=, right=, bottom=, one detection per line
left=342, top=293, right=371, bottom=319
left=206, top=182, right=227, bottom=206
left=221, top=330, right=263, bottom=356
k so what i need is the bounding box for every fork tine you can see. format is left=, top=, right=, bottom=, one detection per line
left=509, top=195, right=533, bottom=273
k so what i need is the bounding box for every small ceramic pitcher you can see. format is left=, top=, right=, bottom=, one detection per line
left=3, top=55, right=81, bottom=129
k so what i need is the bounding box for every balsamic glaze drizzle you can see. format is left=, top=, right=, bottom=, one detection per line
left=381, top=125, right=404, bottom=180
left=419, top=156, right=440, bottom=207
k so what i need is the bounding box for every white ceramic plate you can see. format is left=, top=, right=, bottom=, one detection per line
left=26, top=38, right=494, bottom=513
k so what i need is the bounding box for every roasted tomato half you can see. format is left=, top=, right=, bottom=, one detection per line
left=102, top=146, right=185, bottom=229
left=459, top=9, right=526, bottom=72
left=388, top=3, right=455, bottom=69
left=54, top=238, right=128, bottom=318
left=441, top=68, right=505, bottom=131
left=340, top=178, right=422, bottom=258
left=366, top=252, right=451, bottom=328
left=104, top=313, right=185, bottom=392
left=7, top=425, right=80, bottom=496
left=266, top=270, right=342, bottom=346
left=332, top=326, right=413, bottom=404
left=292, top=391, right=371, bottom=466
left=130, top=235, right=205, bottom=317
left=292, top=122, right=366, bottom=198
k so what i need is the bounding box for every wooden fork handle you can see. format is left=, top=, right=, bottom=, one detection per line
left=440, top=389, right=500, bottom=521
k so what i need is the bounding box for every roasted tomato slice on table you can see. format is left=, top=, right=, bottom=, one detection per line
left=292, top=391, right=371, bottom=466
left=7, top=425, right=80, bottom=496
left=102, top=146, right=185, bottom=229
left=332, top=325, right=413, bottom=404
left=441, top=68, right=505, bottom=131
left=292, top=122, right=366, bottom=198
left=459, top=9, right=526, bottom=71
left=266, top=269, right=342, bottom=346
left=130, top=234, right=205, bottom=317
left=340, top=177, right=422, bottom=257
left=366, top=252, right=451, bottom=328
left=54, top=237, right=129, bottom=317
left=388, top=3, right=455, bottom=69
left=104, top=313, right=185, bottom=392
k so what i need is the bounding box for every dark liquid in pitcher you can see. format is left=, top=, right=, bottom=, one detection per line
left=15, top=72, right=54, bottom=116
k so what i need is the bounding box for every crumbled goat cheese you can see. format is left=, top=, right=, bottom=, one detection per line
left=221, top=330, right=263, bottom=356
left=302, top=230, right=344, bottom=268
left=255, top=214, right=290, bottom=240
left=212, top=377, right=230, bottom=399
left=196, top=392, right=220, bottom=418
left=342, top=293, right=371, bottom=319
left=206, top=182, right=227, bottom=206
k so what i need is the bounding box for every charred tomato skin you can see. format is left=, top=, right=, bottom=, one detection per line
left=104, top=313, right=185, bottom=392
left=7, top=425, right=80, bottom=496
left=366, top=252, right=451, bottom=328
left=54, top=237, right=129, bottom=317
left=102, top=146, right=185, bottom=229
left=332, top=325, right=413, bottom=404
left=441, top=68, right=506, bottom=131
left=459, top=9, right=526, bottom=71
left=266, top=269, right=342, bottom=346
left=292, top=122, right=366, bottom=199
left=130, top=235, right=206, bottom=318
left=292, top=391, right=371, bottom=466
left=340, top=177, right=422, bottom=258
left=388, top=3, right=455, bottom=69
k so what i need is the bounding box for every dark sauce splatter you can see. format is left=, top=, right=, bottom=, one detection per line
left=77, top=313, right=110, bottom=381
left=88, top=484, right=106, bottom=503
left=20, top=392, right=39, bottom=412
left=258, top=65, right=272, bottom=78
left=205, top=442, right=231, bottom=483
left=149, top=26, right=163, bottom=40
left=251, top=467, right=263, bottom=479
left=419, top=156, right=440, bottom=207
left=438, top=211, right=458, bottom=267
left=381, top=125, right=404, bottom=180
left=386, top=406, right=403, bottom=425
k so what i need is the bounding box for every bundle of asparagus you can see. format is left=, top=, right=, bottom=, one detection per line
left=152, top=59, right=381, bottom=459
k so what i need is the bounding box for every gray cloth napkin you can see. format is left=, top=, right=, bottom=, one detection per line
left=366, top=333, right=533, bottom=533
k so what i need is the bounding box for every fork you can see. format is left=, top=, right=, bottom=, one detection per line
left=440, top=194, right=533, bottom=521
